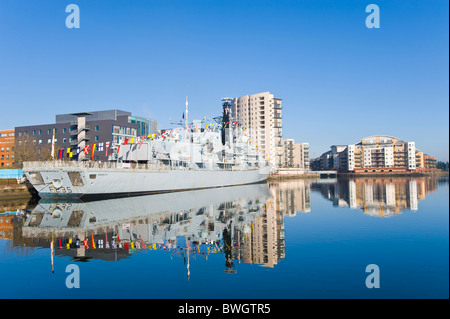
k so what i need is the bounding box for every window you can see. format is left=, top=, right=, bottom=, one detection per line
left=6, top=147, right=9, bottom=151
left=39, top=130, right=41, bottom=135
left=48, top=129, right=51, bottom=135
left=0, top=147, right=3, bottom=151
left=63, top=128, right=67, bottom=133
left=95, top=136, right=99, bottom=141
left=8, top=133, right=14, bottom=137
left=95, top=126, right=99, bottom=131
left=63, top=138, right=67, bottom=143
left=33, top=130, right=36, bottom=135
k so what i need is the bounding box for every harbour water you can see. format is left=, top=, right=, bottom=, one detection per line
left=0, top=176, right=448, bottom=299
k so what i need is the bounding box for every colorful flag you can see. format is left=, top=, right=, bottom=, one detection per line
left=83, top=145, right=89, bottom=155
left=139, top=136, right=145, bottom=148
left=105, top=233, right=110, bottom=249
left=91, top=144, right=96, bottom=160
left=51, top=128, right=55, bottom=159
left=124, top=138, right=129, bottom=145
left=105, top=142, right=110, bottom=155
left=66, top=148, right=72, bottom=158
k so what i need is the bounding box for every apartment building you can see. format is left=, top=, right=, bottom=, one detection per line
left=280, top=139, right=310, bottom=169
left=295, top=143, right=310, bottom=170
left=317, top=135, right=431, bottom=173
left=0, top=130, right=15, bottom=168
left=232, top=92, right=282, bottom=167
left=423, top=154, right=436, bottom=170
left=281, top=139, right=295, bottom=167
left=350, top=136, right=419, bottom=172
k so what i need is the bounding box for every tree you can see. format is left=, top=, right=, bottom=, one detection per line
left=436, top=161, right=449, bottom=171
left=14, top=134, right=52, bottom=168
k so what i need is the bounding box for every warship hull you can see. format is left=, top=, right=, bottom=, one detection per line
left=24, top=164, right=271, bottom=199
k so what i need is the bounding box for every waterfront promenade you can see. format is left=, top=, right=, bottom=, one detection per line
left=268, top=168, right=448, bottom=181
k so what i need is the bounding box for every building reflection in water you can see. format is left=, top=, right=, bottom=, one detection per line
left=2, top=183, right=291, bottom=274
left=1, top=177, right=444, bottom=275
left=311, top=177, right=440, bottom=217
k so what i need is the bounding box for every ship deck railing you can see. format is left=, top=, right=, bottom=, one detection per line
left=23, top=160, right=171, bottom=172
left=23, top=160, right=267, bottom=172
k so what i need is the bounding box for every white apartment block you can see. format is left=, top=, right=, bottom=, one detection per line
left=347, top=144, right=355, bottom=172
left=295, top=142, right=310, bottom=170
left=232, top=92, right=283, bottom=167
left=407, top=142, right=416, bottom=170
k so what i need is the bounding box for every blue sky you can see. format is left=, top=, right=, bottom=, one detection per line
left=0, top=0, right=448, bottom=160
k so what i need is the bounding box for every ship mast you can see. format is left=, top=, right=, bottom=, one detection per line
left=185, top=96, right=188, bottom=131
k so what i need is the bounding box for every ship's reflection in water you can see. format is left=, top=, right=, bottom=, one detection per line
left=14, top=184, right=284, bottom=275
left=3, top=177, right=444, bottom=276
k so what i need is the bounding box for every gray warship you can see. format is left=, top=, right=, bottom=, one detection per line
left=23, top=99, right=271, bottom=199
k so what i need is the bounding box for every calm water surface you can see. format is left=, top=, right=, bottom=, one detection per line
left=0, top=176, right=448, bottom=299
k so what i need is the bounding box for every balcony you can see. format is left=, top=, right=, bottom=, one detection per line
left=274, top=104, right=282, bottom=110
left=274, top=114, right=282, bottom=119
left=70, top=125, right=90, bottom=136
left=70, top=135, right=90, bottom=146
